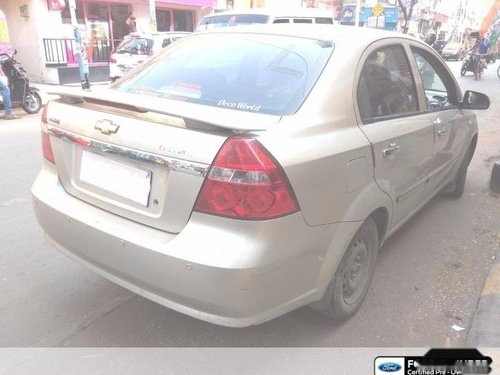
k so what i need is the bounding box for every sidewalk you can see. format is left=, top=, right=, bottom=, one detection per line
left=467, top=249, right=500, bottom=346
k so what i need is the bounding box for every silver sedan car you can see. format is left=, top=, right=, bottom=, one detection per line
left=32, top=25, right=490, bottom=327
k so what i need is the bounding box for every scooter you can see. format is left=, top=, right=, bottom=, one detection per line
left=0, top=49, right=42, bottom=114
left=460, top=52, right=486, bottom=80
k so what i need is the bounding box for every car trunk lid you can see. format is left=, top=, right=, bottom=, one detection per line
left=45, top=89, right=281, bottom=234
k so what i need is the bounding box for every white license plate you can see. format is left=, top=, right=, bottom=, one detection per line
left=80, top=150, right=152, bottom=206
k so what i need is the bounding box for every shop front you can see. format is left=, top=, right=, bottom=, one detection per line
left=45, top=0, right=214, bottom=83
left=0, top=0, right=214, bottom=85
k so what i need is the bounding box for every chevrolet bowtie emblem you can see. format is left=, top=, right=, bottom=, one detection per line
left=95, top=119, right=119, bottom=135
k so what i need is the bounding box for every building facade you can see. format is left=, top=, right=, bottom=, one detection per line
left=0, top=0, right=214, bottom=84
left=214, top=0, right=341, bottom=14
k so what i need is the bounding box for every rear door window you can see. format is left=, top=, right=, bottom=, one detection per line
left=115, top=34, right=334, bottom=115
left=357, top=45, right=419, bottom=123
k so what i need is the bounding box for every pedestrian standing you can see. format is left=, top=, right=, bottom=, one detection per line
left=0, top=65, right=19, bottom=120
left=125, top=13, right=137, bottom=34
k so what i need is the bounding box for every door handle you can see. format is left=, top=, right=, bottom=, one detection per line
left=383, top=142, right=401, bottom=157
left=437, top=128, right=448, bottom=136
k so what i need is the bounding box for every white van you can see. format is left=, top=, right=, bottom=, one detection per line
left=196, top=8, right=335, bottom=31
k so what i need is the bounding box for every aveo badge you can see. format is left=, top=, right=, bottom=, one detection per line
left=375, top=357, right=405, bottom=374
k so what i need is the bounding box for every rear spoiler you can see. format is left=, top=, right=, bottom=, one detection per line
left=48, top=86, right=281, bottom=132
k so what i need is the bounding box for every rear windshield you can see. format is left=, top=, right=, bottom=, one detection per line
left=114, top=34, right=334, bottom=115
left=116, top=38, right=153, bottom=55
left=196, top=14, right=270, bottom=31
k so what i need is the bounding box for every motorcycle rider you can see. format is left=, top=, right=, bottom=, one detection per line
left=467, top=38, right=486, bottom=72
left=0, top=65, right=20, bottom=120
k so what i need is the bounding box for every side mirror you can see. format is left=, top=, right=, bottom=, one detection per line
left=459, top=90, right=490, bottom=110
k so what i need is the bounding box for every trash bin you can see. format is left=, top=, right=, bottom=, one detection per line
left=490, top=162, right=500, bottom=194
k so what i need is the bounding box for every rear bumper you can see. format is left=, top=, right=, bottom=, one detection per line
left=32, top=164, right=361, bottom=327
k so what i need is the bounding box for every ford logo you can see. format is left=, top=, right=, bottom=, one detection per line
left=378, top=362, right=402, bottom=372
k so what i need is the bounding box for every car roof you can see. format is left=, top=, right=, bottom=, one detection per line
left=199, top=24, right=416, bottom=45
left=203, top=7, right=334, bottom=18
left=127, top=32, right=191, bottom=39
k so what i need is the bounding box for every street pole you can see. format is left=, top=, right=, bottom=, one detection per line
left=149, top=0, right=157, bottom=32
left=355, top=0, right=362, bottom=27
left=68, top=0, right=90, bottom=89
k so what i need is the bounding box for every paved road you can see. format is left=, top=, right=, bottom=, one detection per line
left=1, top=61, right=499, bottom=347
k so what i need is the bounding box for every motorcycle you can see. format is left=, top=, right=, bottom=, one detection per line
left=0, top=49, right=42, bottom=114
left=460, top=52, right=486, bottom=80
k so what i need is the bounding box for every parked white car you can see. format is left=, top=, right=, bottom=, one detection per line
left=109, top=32, right=190, bottom=81
left=196, top=8, right=335, bottom=31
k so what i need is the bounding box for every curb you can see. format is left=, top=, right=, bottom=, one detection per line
left=467, top=250, right=500, bottom=346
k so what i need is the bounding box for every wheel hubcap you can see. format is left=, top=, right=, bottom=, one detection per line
left=342, top=238, right=369, bottom=305
left=26, top=95, right=39, bottom=111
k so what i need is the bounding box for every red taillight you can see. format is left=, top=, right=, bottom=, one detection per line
left=110, top=54, right=117, bottom=64
left=41, top=104, right=55, bottom=163
left=41, top=103, right=48, bottom=123
left=194, top=138, right=299, bottom=220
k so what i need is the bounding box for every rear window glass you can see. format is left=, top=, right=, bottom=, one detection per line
left=116, top=38, right=153, bottom=55
left=196, top=14, right=270, bottom=30
left=114, top=34, right=334, bottom=115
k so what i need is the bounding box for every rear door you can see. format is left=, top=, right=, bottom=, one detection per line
left=356, top=42, right=434, bottom=227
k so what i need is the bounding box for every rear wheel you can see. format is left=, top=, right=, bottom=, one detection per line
left=313, top=217, right=379, bottom=320
left=497, top=65, right=500, bottom=78
left=22, top=91, right=42, bottom=114
left=460, top=65, right=467, bottom=76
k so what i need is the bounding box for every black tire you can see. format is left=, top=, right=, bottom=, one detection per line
left=448, top=147, right=473, bottom=198
left=474, top=61, right=480, bottom=80
left=313, top=217, right=379, bottom=320
left=497, top=65, right=500, bottom=78
left=22, top=91, right=42, bottom=114
left=460, top=65, right=467, bottom=76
